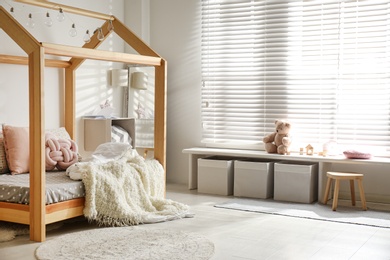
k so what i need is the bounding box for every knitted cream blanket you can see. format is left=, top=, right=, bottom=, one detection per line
left=75, top=149, right=190, bottom=226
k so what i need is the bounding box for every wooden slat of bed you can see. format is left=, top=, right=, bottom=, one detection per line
left=45, top=198, right=84, bottom=214
left=0, top=202, right=30, bottom=224
left=45, top=198, right=85, bottom=224
left=0, top=198, right=85, bottom=225
left=0, top=54, right=71, bottom=68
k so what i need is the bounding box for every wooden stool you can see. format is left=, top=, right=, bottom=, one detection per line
left=323, top=171, right=367, bottom=211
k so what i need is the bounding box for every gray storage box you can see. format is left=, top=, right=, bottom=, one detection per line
left=274, top=161, right=318, bottom=203
left=234, top=160, right=274, bottom=199
left=198, top=156, right=234, bottom=195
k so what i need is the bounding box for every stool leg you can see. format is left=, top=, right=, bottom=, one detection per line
left=332, top=179, right=340, bottom=211
left=323, top=177, right=332, bottom=205
left=350, top=180, right=356, bottom=206
left=357, top=179, right=367, bottom=211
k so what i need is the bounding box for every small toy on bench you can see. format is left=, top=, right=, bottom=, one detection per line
left=263, top=119, right=292, bottom=155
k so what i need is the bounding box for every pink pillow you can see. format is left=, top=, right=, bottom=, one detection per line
left=2, top=125, right=29, bottom=174
left=343, top=150, right=372, bottom=159
left=2, top=125, right=75, bottom=174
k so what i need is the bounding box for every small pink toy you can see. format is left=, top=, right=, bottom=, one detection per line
left=45, top=133, right=79, bottom=171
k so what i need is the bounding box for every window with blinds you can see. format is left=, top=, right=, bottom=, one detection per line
left=201, top=0, right=390, bottom=154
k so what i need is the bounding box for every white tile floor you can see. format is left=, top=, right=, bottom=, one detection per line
left=1, top=183, right=390, bottom=260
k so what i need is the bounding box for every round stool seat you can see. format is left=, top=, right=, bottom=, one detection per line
left=323, top=171, right=367, bottom=211
left=327, top=172, right=363, bottom=179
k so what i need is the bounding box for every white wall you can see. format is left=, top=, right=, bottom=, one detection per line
left=149, top=0, right=202, bottom=184
left=124, top=0, right=150, bottom=46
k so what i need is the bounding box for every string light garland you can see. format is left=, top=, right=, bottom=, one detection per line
left=69, top=23, right=77, bottom=37
left=107, top=19, right=114, bottom=31
left=57, top=7, right=65, bottom=22
left=44, top=12, right=53, bottom=27
left=1, top=0, right=115, bottom=43
left=97, top=27, right=104, bottom=41
left=26, top=13, right=34, bottom=28
left=83, top=29, right=91, bottom=43
left=94, top=27, right=105, bottom=41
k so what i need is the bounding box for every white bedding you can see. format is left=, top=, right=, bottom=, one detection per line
left=66, top=143, right=192, bottom=225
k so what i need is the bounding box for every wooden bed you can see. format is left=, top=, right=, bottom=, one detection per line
left=0, top=1, right=166, bottom=242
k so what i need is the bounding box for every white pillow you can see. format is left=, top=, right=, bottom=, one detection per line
left=91, top=142, right=134, bottom=163
left=46, top=127, right=71, bottom=140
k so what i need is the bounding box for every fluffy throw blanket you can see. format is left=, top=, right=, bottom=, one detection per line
left=67, top=144, right=191, bottom=226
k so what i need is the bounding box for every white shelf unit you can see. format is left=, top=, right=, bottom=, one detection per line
left=84, top=117, right=136, bottom=151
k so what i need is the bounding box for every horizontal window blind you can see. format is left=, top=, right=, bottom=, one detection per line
left=201, top=0, right=390, bottom=153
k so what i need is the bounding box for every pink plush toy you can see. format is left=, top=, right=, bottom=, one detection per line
left=45, top=133, right=79, bottom=171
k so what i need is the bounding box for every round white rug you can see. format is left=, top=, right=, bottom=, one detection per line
left=35, top=227, right=215, bottom=260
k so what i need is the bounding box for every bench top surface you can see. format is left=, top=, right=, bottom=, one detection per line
left=183, top=147, right=390, bottom=165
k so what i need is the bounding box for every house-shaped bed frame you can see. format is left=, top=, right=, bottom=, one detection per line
left=0, top=1, right=166, bottom=242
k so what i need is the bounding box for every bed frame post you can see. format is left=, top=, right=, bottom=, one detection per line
left=28, top=47, right=46, bottom=242
left=65, top=68, right=76, bottom=139
left=154, top=59, right=167, bottom=172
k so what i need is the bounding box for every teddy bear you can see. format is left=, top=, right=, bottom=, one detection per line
left=263, top=120, right=292, bottom=154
